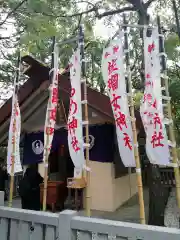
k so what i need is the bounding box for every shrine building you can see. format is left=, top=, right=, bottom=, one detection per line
left=0, top=55, right=145, bottom=212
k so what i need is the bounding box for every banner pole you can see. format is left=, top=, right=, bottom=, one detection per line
left=8, top=51, right=21, bottom=207
left=123, top=14, right=146, bottom=224
left=157, top=16, right=180, bottom=209
left=42, top=135, right=49, bottom=211
left=172, top=0, right=180, bottom=41
left=8, top=119, right=16, bottom=207
left=42, top=36, right=56, bottom=211
left=79, top=25, right=91, bottom=217
left=128, top=167, right=132, bottom=199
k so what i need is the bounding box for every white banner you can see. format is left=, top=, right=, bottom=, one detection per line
left=7, top=92, right=22, bottom=174
left=140, top=28, right=170, bottom=165
left=68, top=49, right=84, bottom=177
left=101, top=39, right=135, bottom=167
left=43, top=43, right=59, bottom=162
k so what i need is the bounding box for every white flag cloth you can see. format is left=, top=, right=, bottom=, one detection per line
left=43, top=43, right=59, bottom=162
left=68, top=49, right=84, bottom=177
left=101, top=39, right=135, bottom=167
left=7, top=92, right=22, bottom=174
left=140, top=28, right=170, bottom=165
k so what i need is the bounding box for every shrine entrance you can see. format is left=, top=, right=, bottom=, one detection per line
left=48, top=144, right=74, bottom=182
left=42, top=143, right=83, bottom=211
left=39, top=144, right=73, bottom=212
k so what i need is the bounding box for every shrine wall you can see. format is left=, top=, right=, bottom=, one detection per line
left=113, top=173, right=137, bottom=210
left=89, top=161, right=114, bottom=211
left=89, top=161, right=137, bottom=212
left=38, top=162, right=45, bottom=177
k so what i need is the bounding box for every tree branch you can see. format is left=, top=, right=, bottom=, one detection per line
left=97, top=6, right=136, bottom=19
left=75, top=0, right=97, bottom=8
left=72, top=14, right=83, bottom=36
left=32, top=6, right=97, bottom=18
left=0, top=36, right=10, bottom=40
left=145, top=0, right=157, bottom=7
left=0, top=0, right=27, bottom=26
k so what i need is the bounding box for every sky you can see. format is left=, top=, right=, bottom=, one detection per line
left=0, top=17, right=16, bottom=105
left=0, top=5, right=108, bottom=106
left=94, top=19, right=116, bottom=39
left=0, top=1, right=173, bottom=50
left=0, top=1, right=175, bottom=106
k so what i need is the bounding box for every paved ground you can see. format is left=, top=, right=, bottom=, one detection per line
left=5, top=188, right=149, bottom=224
left=5, top=198, right=21, bottom=208
left=80, top=188, right=149, bottom=223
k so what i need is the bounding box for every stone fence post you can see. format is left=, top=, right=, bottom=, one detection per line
left=0, top=191, right=4, bottom=206
left=58, top=210, right=77, bottom=240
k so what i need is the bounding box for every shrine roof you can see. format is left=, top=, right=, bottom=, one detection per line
left=0, top=55, right=143, bottom=145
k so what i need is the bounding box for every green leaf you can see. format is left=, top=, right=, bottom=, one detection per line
left=165, top=33, right=180, bottom=61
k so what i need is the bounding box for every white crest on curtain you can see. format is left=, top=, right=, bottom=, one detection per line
left=140, top=28, right=170, bottom=165
left=32, top=140, right=44, bottom=154
left=43, top=43, right=59, bottom=162
left=7, top=89, right=22, bottom=174
left=68, top=48, right=84, bottom=178
left=101, top=37, right=135, bottom=167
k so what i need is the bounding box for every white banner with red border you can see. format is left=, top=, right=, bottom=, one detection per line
left=43, top=43, right=59, bottom=163
left=7, top=92, right=22, bottom=174
left=101, top=38, right=135, bottom=167
left=140, top=28, right=170, bottom=165
left=68, top=49, right=84, bottom=178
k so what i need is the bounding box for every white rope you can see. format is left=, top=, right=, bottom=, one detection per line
left=83, top=143, right=90, bottom=148
left=81, top=100, right=88, bottom=104
left=162, top=96, right=171, bottom=101
left=168, top=140, right=176, bottom=148
left=82, top=121, right=89, bottom=125
left=136, top=168, right=141, bottom=174
left=163, top=118, right=173, bottom=125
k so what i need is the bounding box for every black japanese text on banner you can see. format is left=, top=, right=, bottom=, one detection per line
left=140, top=28, right=170, bottom=165
left=101, top=39, right=135, bottom=167
left=68, top=49, right=84, bottom=178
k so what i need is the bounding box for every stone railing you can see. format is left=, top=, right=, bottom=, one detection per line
left=0, top=206, right=180, bottom=240
left=0, top=191, right=179, bottom=240
left=0, top=206, right=59, bottom=239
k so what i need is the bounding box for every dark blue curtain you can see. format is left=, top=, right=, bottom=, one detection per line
left=23, top=124, right=115, bottom=165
